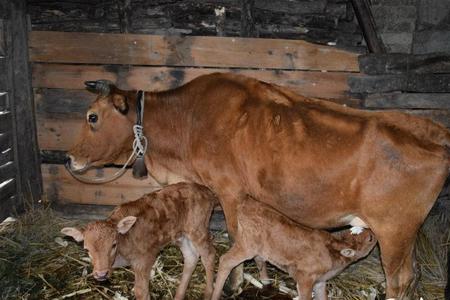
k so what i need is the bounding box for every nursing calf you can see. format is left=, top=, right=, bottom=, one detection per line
left=61, top=183, right=217, bottom=300
left=212, top=197, right=377, bottom=300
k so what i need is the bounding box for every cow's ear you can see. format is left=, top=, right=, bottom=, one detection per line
left=117, top=216, right=137, bottom=234
left=112, top=94, right=129, bottom=114
left=61, top=227, right=84, bottom=242
left=340, top=248, right=356, bottom=258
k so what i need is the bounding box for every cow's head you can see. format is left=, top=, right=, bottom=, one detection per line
left=67, top=80, right=136, bottom=172
left=334, top=229, right=377, bottom=260
left=61, top=216, right=137, bottom=281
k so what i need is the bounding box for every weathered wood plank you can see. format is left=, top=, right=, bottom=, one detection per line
left=32, top=64, right=360, bottom=102
left=5, top=0, right=42, bottom=204
left=0, top=112, right=11, bottom=133
left=0, top=178, right=16, bottom=202
left=0, top=131, right=11, bottom=152
left=0, top=147, right=13, bottom=166
left=36, top=117, right=82, bottom=151
left=0, top=92, right=8, bottom=110
left=0, top=161, right=15, bottom=182
left=51, top=202, right=227, bottom=230
left=29, top=31, right=360, bottom=72
left=359, top=53, right=450, bottom=75
left=365, top=93, right=450, bottom=109
left=0, top=19, right=5, bottom=57
left=349, top=74, right=450, bottom=93
left=42, top=164, right=161, bottom=206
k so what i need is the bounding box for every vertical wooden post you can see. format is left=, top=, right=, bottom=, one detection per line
left=350, top=0, right=385, bottom=53
left=118, top=0, right=131, bottom=34
left=241, top=0, right=256, bottom=37
left=0, top=0, right=42, bottom=219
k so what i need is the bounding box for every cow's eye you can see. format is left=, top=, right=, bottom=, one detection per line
left=88, top=113, right=98, bottom=124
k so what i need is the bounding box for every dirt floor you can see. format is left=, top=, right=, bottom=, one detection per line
left=0, top=207, right=448, bottom=300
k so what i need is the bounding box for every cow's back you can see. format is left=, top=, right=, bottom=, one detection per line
left=182, top=73, right=450, bottom=228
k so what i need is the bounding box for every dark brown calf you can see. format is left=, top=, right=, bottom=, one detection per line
left=61, top=183, right=217, bottom=300
left=211, top=197, right=377, bottom=300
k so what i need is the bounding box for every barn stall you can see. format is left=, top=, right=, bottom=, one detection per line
left=0, top=0, right=449, bottom=299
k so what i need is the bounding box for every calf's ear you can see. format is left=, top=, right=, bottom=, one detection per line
left=61, top=227, right=84, bottom=242
left=112, top=94, right=129, bottom=114
left=340, top=248, right=356, bottom=258
left=117, top=216, right=137, bottom=234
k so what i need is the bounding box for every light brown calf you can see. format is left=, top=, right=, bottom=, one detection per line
left=212, top=197, right=377, bottom=300
left=61, top=182, right=217, bottom=300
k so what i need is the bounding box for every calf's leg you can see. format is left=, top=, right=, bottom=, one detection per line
left=219, top=194, right=268, bottom=293
left=254, top=256, right=270, bottom=284
left=211, top=245, right=253, bottom=300
left=175, top=237, right=200, bottom=300
left=190, top=235, right=216, bottom=300
left=312, top=281, right=327, bottom=300
left=133, top=256, right=156, bottom=300
left=293, top=276, right=314, bottom=300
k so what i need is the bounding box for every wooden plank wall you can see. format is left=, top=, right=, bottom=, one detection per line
left=0, top=0, right=42, bottom=220
left=29, top=31, right=361, bottom=211
left=349, top=53, right=450, bottom=127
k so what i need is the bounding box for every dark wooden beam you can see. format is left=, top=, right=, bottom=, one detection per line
left=359, top=53, right=450, bottom=75
left=350, top=0, right=385, bottom=53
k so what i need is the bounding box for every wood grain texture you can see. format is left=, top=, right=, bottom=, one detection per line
left=349, top=74, right=450, bottom=93
left=365, top=93, right=450, bottom=109
left=29, top=31, right=360, bottom=72
left=42, top=164, right=161, bottom=206
left=359, top=53, right=450, bottom=75
left=32, top=64, right=360, bottom=102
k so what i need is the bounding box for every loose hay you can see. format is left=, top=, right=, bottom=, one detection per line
left=0, top=207, right=448, bottom=300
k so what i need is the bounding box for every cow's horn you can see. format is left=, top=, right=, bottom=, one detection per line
left=84, top=80, right=113, bottom=96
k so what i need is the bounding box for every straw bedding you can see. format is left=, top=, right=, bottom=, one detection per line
left=0, top=207, right=448, bottom=300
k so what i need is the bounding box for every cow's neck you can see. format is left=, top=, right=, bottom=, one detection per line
left=140, top=91, right=195, bottom=185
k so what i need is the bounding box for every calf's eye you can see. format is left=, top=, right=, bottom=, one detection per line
left=88, top=113, right=98, bottom=123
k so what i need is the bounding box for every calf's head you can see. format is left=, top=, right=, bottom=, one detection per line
left=334, top=229, right=377, bottom=261
left=68, top=80, right=136, bottom=172
left=61, top=216, right=137, bottom=281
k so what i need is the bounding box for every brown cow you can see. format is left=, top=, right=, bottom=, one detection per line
left=68, top=73, right=450, bottom=299
left=61, top=182, right=217, bottom=300
left=211, top=196, right=378, bottom=300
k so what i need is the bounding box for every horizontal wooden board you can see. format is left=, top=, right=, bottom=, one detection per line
left=359, top=53, right=450, bottom=75
left=42, top=164, right=162, bottom=206
left=36, top=117, right=82, bottom=150
left=29, top=31, right=359, bottom=72
left=51, top=202, right=227, bottom=230
left=32, top=64, right=360, bottom=102
left=349, top=74, right=450, bottom=93
left=365, top=93, right=450, bottom=109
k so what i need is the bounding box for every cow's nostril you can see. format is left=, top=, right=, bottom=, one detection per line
left=94, top=270, right=109, bottom=281
left=64, top=154, right=71, bottom=164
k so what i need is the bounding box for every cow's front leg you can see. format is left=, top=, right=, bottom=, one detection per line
left=217, top=193, right=244, bottom=295
left=217, top=193, right=269, bottom=295
left=133, top=255, right=156, bottom=300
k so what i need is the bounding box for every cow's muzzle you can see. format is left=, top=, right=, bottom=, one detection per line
left=93, top=270, right=109, bottom=281
left=66, top=155, right=89, bottom=173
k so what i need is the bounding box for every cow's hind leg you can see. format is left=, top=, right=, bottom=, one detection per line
left=377, top=229, right=419, bottom=300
